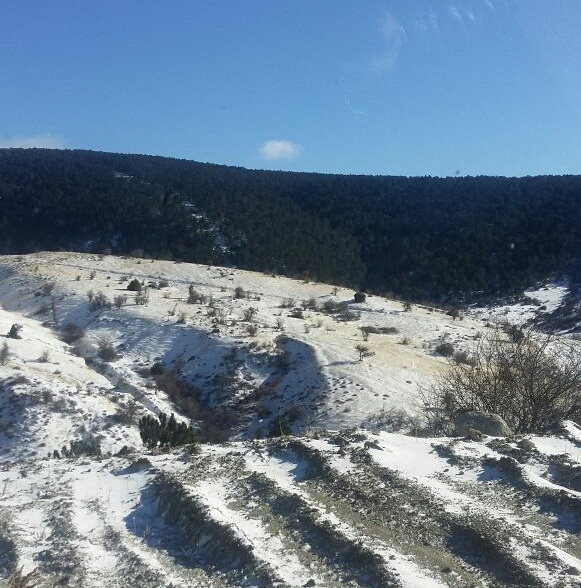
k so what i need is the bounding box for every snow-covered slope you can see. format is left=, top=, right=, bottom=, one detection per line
left=0, top=252, right=579, bottom=587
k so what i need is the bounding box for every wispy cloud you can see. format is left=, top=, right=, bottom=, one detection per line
left=372, top=12, right=406, bottom=74
left=260, top=140, right=302, bottom=161
left=0, top=135, right=65, bottom=149
left=483, top=0, right=496, bottom=12
left=448, top=4, right=476, bottom=30
left=412, top=9, right=440, bottom=36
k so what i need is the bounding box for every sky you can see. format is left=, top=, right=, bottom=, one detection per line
left=1, top=1, right=580, bottom=177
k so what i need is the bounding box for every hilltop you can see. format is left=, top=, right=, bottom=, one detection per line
left=2, top=148, right=581, bottom=301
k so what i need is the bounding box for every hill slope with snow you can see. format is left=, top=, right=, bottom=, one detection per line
left=0, top=252, right=579, bottom=587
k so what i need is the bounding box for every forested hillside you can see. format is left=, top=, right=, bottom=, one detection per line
left=1, top=148, right=580, bottom=301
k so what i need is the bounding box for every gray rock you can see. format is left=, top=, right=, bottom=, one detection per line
left=454, top=411, right=513, bottom=437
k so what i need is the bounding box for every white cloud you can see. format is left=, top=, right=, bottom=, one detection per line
left=0, top=135, right=65, bottom=149
left=373, top=12, right=406, bottom=74
left=260, top=140, right=302, bottom=161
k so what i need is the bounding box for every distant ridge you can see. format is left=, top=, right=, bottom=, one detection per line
left=1, top=147, right=581, bottom=301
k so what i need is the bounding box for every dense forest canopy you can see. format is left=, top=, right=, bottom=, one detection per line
left=1, top=148, right=580, bottom=302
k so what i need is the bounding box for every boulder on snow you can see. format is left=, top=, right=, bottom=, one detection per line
left=454, top=411, right=513, bottom=437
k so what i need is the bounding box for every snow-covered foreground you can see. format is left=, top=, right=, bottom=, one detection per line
left=0, top=252, right=580, bottom=587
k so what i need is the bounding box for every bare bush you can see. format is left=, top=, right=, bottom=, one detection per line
left=365, top=408, right=422, bottom=434
left=422, top=327, right=581, bottom=433
left=435, top=341, right=455, bottom=357
left=187, top=285, right=207, bottom=304
left=242, top=307, right=258, bottom=321
left=134, top=290, right=149, bottom=306
left=7, top=566, right=38, bottom=588
left=0, top=341, right=10, bottom=365
left=355, top=344, right=375, bottom=361
left=114, top=294, right=128, bottom=309
left=89, top=292, right=111, bottom=311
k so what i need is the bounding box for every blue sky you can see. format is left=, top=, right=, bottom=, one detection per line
left=1, top=1, right=580, bottom=176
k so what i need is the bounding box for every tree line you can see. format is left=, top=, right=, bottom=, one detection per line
left=1, top=148, right=580, bottom=302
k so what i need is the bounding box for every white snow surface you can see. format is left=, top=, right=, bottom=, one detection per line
left=0, top=252, right=579, bottom=587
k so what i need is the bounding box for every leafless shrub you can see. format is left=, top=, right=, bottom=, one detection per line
left=243, top=307, right=258, bottom=321
left=7, top=566, right=38, bottom=588
left=38, top=350, right=50, bottom=363
left=246, top=323, right=258, bottom=337
left=212, top=306, right=229, bottom=324
left=89, top=291, right=111, bottom=311
left=289, top=307, right=304, bottom=319
left=365, top=408, right=422, bottom=434
left=187, top=285, right=207, bottom=304
left=114, top=294, right=128, bottom=309
left=0, top=341, right=10, bottom=365
left=280, top=298, right=295, bottom=308
left=452, top=350, right=472, bottom=365
left=355, top=344, right=375, bottom=361
left=134, top=290, right=149, bottom=306
left=338, top=307, right=360, bottom=322
left=422, top=327, right=581, bottom=433
left=233, top=286, right=246, bottom=299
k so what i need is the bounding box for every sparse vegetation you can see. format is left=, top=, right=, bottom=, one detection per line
left=355, top=344, right=375, bottom=361
left=7, top=324, right=22, bottom=339
left=89, top=292, right=111, bottom=311
left=6, top=566, right=39, bottom=588
left=187, top=285, right=207, bottom=304
left=424, top=327, right=581, bottom=433
left=242, top=307, right=258, bottom=321
left=60, top=322, right=85, bottom=344
left=0, top=341, right=10, bottom=365
left=138, top=412, right=196, bottom=450
left=280, top=298, right=295, bottom=308
left=246, top=323, right=258, bottom=337
left=134, top=290, right=149, bottom=305
left=127, top=278, right=143, bottom=292
left=114, top=294, right=128, bottom=309
left=435, top=341, right=455, bottom=357
left=97, top=338, right=118, bottom=362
